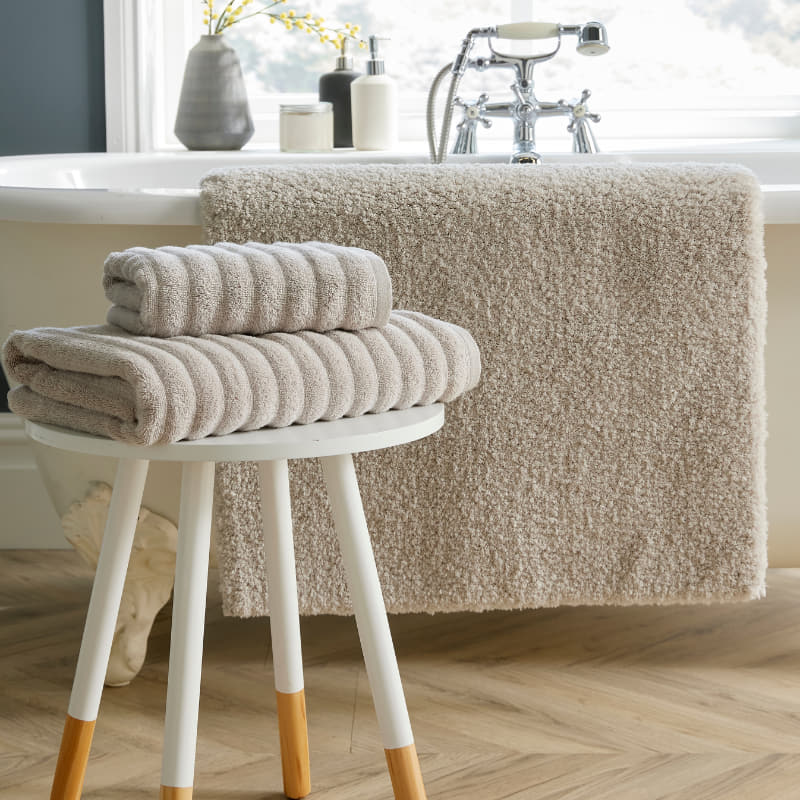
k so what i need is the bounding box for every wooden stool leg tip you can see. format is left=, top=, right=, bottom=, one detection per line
left=159, top=786, right=193, bottom=799
left=50, top=715, right=96, bottom=800
left=276, top=689, right=311, bottom=798
left=385, top=743, right=427, bottom=800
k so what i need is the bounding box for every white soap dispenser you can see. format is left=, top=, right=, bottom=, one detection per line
left=351, top=36, right=398, bottom=151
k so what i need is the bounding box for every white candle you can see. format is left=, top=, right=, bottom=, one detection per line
left=279, top=103, right=333, bottom=153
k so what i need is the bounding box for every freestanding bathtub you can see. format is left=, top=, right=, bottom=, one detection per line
left=1, top=146, right=798, bottom=682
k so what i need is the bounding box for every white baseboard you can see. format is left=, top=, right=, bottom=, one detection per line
left=0, top=414, right=68, bottom=549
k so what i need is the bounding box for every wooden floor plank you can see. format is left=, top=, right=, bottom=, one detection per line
left=2, top=551, right=800, bottom=799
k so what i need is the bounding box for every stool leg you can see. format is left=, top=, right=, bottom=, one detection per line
left=320, top=454, right=427, bottom=800
left=51, top=458, right=149, bottom=800
left=259, top=460, right=310, bottom=800
left=160, top=461, right=215, bottom=800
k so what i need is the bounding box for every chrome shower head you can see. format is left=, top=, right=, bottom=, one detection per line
left=576, top=22, right=609, bottom=56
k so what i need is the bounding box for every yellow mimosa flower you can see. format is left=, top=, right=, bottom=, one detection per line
left=197, top=0, right=366, bottom=53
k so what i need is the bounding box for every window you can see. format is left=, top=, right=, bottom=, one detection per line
left=105, top=0, right=800, bottom=152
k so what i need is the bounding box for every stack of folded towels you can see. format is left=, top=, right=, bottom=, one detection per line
left=3, top=242, right=481, bottom=445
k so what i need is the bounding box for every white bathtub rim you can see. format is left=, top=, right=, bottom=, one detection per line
left=0, top=146, right=797, bottom=226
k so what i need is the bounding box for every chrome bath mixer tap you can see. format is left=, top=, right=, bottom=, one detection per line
left=427, top=21, right=609, bottom=164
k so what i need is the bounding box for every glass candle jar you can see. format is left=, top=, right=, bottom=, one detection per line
left=279, top=102, right=334, bottom=153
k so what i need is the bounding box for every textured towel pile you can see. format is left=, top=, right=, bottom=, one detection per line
left=4, top=313, right=479, bottom=445
left=103, top=241, right=392, bottom=336
left=3, top=242, right=480, bottom=445
left=201, top=163, right=767, bottom=618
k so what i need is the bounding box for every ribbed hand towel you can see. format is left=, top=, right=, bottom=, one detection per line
left=3, top=311, right=480, bottom=446
left=102, top=241, right=393, bottom=337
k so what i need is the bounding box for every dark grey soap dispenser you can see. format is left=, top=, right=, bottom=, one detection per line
left=319, top=39, right=361, bottom=148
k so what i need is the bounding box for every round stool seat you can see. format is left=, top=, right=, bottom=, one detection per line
left=25, top=403, right=444, bottom=462
left=42, top=405, right=441, bottom=800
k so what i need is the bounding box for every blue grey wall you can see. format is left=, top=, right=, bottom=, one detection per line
left=0, top=0, right=106, bottom=412
left=0, top=0, right=106, bottom=156
left=0, top=0, right=105, bottom=409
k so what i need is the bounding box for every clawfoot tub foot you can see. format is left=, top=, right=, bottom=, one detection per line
left=61, top=483, right=178, bottom=686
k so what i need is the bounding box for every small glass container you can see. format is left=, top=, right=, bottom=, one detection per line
left=279, top=102, right=334, bottom=153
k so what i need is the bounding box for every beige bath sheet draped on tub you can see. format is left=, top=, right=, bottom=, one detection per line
left=201, top=163, right=768, bottom=618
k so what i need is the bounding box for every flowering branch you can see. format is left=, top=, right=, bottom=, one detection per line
left=201, top=0, right=367, bottom=50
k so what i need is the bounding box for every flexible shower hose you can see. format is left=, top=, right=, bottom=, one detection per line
left=426, top=62, right=460, bottom=164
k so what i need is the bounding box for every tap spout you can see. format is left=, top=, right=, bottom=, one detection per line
left=429, top=21, right=608, bottom=164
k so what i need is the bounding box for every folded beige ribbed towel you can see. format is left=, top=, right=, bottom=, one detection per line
left=102, top=241, right=393, bottom=337
left=3, top=311, right=480, bottom=445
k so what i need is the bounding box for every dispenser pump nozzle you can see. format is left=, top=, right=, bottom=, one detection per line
left=366, top=35, right=389, bottom=75
left=335, top=37, right=353, bottom=70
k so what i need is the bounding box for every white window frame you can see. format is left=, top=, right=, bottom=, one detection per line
left=104, top=0, right=800, bottom=153
left=104, top=0, right=196, bottom=152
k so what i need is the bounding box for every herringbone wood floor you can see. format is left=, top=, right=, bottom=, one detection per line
left=2, top=551, right=800, bottom=800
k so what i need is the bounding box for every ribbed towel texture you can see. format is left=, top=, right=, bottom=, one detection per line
left=4, top=312, right=479, bottom=446
left=103, top=241, right=393, bottom=337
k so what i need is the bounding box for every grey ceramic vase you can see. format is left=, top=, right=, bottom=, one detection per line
left=174, top=35, right=255, bottom=150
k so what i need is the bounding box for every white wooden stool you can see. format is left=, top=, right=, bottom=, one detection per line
left=28, top=404, right=443, bottom=800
